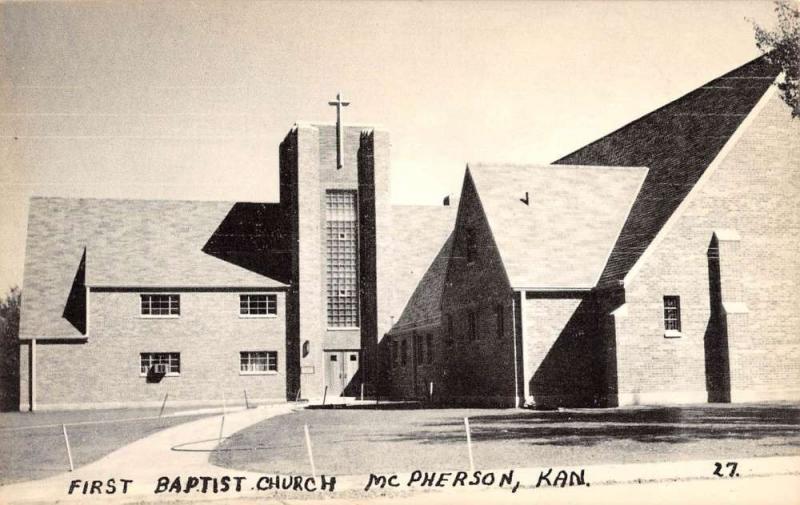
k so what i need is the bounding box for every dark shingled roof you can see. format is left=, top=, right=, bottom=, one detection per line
left=554, top=55, right=780, bottom=286
left=20, top=197, right=289, bottom=340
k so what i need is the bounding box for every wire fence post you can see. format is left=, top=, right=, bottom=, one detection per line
left=429, top=381, right=434, bottom=401
left=218, top=415, right=226, bottom=446
left=244, top=389, right=250, bottom=409
left=62, top=424, right=74, bottom=472
left=304, top=424, right=317, bottom=479
left=222, top=391, right=227, bottom=416
left=322, top=385, right=328, bottom=406
left=159, top=393, right=169, bottom=417
left=360, top=382, right=364, bottom=401
left=464, top=417, right=474, bottom=472
left=295, top=387, right=302, bottom=402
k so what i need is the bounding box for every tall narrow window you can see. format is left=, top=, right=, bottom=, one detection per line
left=446, top=314, right=454, bottom=346
left=663, top=296, right=682, bottom=332
left=326, top=190, right=359, bottom=328
left=469, top=310, right=478, bottom=341
left=391, top=339, right=399, bottom=368
left=425, top=334, right=433, bottom=364
left=400, top=339, right=408, bottom=366
left=496, top=304, right=504, bottom=339
left=465, top=226, right=478, bottom=263
left=413, top=333, right=422, bottom=365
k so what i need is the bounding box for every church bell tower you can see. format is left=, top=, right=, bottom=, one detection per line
left=279, top=94, right=392, bottom=401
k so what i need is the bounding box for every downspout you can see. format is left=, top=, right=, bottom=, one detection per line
left=511, top=295, right=520, bottom=408
left=30, top=339, right=36, bottom=412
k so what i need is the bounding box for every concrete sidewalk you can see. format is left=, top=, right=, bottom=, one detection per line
left=0, top=403, right=297, bottom=504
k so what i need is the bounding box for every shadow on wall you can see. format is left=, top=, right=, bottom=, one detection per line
left=705, top=235, right=731, bottom=403
left=202, top=203, right=293, bottom=285
left=62, top=248, right=86, bottom=335
left=530, top=297, right=613, bottom=409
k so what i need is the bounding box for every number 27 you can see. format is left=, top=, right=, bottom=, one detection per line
left=713, top=462, right=739, bottom=477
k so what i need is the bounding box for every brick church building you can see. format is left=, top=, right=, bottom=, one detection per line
left=18, top=55, right=800, bottom=410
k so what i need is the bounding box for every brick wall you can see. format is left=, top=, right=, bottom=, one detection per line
left=614, top=92, right=800, bottom=405
left=440, top=171, right=516, bottom=405
left=23, top=290, right=287, bottom=410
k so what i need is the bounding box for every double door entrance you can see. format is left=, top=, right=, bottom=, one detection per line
left=324, top=350, right=359, bottom=397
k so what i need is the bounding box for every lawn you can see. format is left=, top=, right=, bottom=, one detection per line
left=212, top=403, right=800, bottom=476
left=0, top=407, right=213, bottom=484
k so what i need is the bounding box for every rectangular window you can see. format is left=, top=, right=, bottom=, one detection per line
left=140, top=352, right=180, bottom=375
left=663, top=296, right=682, bottom=332
left=391, top=339, right=398, bottom=368
left=140, top=294, right=180, bottom=316
left=325, top=190, right=360, bottom=328
left=413, top=333, right=422, bottom=365
left=425, top=334, right=433, bottom=365
left=446, top=314, right=454, bottom=346
left=465, top=226, right=478, bottom=263
left=400, top=339, right=408, bottom=366
left=240, top=351, right=278, bottom=373
left=496, top=305, right=504, bottom=339
left=469, top=311, right=478, bottom=341
left=240, top=294, right=277, bottom=316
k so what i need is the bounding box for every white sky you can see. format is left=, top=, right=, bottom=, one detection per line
left=0, top=1, right=779, bottom=290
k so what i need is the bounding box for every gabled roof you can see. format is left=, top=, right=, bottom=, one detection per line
left=20, top=197, right=288, bottom=339
left=554, top=55, right=780, bottom=286
left=467, top=163, right=647, bottom=289
left=387, top=205, right=456, bottom=332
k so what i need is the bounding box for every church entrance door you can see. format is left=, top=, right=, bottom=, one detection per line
left=324, top=350, right=360, bottom=397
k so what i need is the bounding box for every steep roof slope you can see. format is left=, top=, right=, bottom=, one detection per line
left=467, top=163, right=648, bottom=289
left=554, top=55, right=780, bottom=286
left=387, top=205, right=456, bottom=332
left=20, top=197, right=288, bottom=339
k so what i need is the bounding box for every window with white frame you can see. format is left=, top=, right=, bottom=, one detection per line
left=663, top=296, right=682, bottom=332
left=140, top=352, right=180, bottom=375
left=140, top=294, right=180, bottom=316
left=240, top=294, right=277, bottom=316
left=240, top=351, right=278, bottom=373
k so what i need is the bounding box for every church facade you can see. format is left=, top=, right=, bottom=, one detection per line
left=18, top=55, right=800, bottom=411
left=384, top=55, right=800, bottom=408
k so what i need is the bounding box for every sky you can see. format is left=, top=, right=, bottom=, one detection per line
left=0, top=0, right=780, bottom=291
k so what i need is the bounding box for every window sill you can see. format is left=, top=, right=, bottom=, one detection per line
left=239, top=314, right=278, bottom=319
left=664, top=330, right=683, bottom=339
left=327, top=327, right=360, bottom=332
left=139, top=373, right=180, bottom=377
left=139, top=315, right=180, bottom=319
left=239, top=371, right=279, bottom=376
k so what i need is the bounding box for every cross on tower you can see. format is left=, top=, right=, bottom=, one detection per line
left=328, top=92, right=350, bottom=169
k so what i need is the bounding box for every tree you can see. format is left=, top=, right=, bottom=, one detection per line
left=752, top=0, right=800, bottom=118
left=0, top=286, right=21, bottom=411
